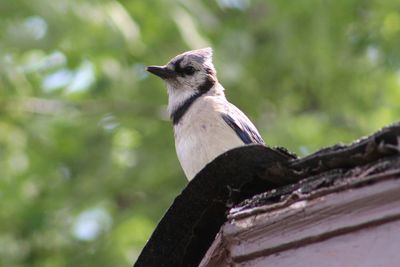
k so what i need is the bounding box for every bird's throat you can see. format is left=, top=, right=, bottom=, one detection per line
left=170, top=76, right=216, bottom=125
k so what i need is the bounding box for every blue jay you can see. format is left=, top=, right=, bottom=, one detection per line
left=147, top=48, right=264, bottom=180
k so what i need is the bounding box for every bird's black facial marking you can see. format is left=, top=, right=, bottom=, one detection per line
left=197, top=70, right=215, bottom=93
left=173, top=58, right=183, bottom=75
left=173, top=58, right=196, bottom=77
left=183, top=66, right=195, bottom=75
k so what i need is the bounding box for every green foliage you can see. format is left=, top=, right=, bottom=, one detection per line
left=0, top=0, right=399, bottom=266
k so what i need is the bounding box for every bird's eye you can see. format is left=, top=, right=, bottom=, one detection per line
left=183, top=66, right=195, bottom=75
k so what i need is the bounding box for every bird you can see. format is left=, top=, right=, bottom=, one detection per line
left=147, top=47, right=265, bottom=180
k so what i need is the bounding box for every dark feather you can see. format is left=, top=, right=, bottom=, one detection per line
left=221, top=112, right=264, bottom=145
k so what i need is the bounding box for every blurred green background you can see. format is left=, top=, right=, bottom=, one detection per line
left=0, top=0, right=399, bottom=266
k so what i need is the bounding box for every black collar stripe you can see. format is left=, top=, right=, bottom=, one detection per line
left=171, top=77, right=215, bottom=125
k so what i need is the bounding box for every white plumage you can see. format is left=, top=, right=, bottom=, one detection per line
left=147, top=48, right=264, bottom=180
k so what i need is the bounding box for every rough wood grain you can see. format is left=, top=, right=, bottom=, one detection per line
left=228, top=173, right=400, bottom=262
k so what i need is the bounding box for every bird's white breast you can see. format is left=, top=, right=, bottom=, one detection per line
left=174, top=95, right=244, bottom=180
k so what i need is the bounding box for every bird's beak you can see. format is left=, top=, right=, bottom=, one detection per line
left=146, top=65, right=176, bottom=79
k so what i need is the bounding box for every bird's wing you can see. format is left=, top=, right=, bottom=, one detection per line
left=221, top=103, right=265, bottom=145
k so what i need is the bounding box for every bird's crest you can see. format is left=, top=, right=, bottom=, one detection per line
left=172, top=47, right=213, bottom=65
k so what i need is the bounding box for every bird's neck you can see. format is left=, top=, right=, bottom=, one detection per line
left=168, top=83, right=225, bottom=125
left=206, top=83, right=225, bottom=97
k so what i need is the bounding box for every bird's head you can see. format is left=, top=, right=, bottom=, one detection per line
left=147, top=48, right=220, bottom=114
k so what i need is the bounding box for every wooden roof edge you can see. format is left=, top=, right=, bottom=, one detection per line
left=229, top=155, right=400, bottom=220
